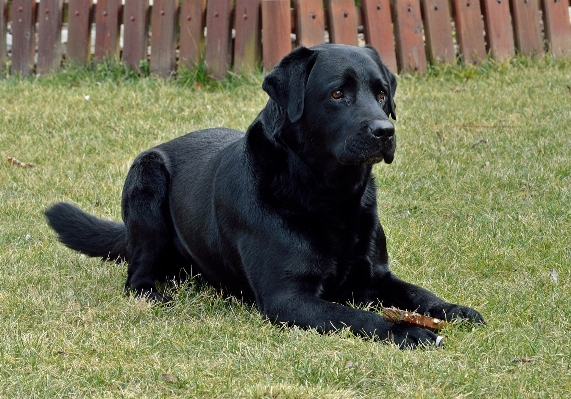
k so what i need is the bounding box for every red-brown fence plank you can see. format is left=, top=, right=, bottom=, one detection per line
left=262, top=0, right=291, bottom=71
left=392, top=0, right=427, bottom=73
left=452, top=0, right=486, bottom=63
left=67, top=0, right=93, bottom=65
left=122, top=0, right=149, bottom=72
left=94, top=0, right=121, bottom=62
left=179, top=0, right=206, bottom=69
left=542, top=0, right=571, bottom=57
left=37, top=0, right=64, bottom=74
left=0, top=0, right=6, bottom=69
left=509, top=0, right=543, bottom=56
left=234, top=0, right=262, bottom=72
left=420, top=0, right=455, bottom=63
left=11, top=0, right=36, bottom=76
left=150, top=0, right=176, bottom=77
left=205, top=0, right=233, bottom=78
left=361, top=0, right=398, bottom=73
left=481, top=0, right=515, bottom=61
left=295, top=0, right=326, bottom=47
left=326, top=0, right=358, bottom=45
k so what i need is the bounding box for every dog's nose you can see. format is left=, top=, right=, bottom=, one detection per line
left=369, top=119, right=394, bottom=139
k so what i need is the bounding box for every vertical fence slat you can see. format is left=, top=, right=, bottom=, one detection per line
left=37, top=0, right=64, bottom=74
left=326, top=0, right=359, bottom=45
left=205, top=0, right=233, bottom=78
left=94, top=0, right=121, bottom=62
left=150, top=0, right=176, bottom=77
left=11, top=0, right=36, bottom=76
left=420, top=0, right=455, bottom=63
left=542, top=0, right=571, bottom=57
left=0, top=0, right=6, bottom=70
left=67, top=0, right=93, bottom=64
left=509, top=0, right=543, bottom=56
left=179, top=0, right=206, bottom=69
left=361, top=0, right=398, bottom=73
left=122, top=0, right=149, bottom=72
left=262, top=0, right=291, bottom=71
left=295, top=0, right=326, bottom=47
left=392, top=0, right=427, bottom=73
left=452, top=0, right=486, bottom=63
left=481, top=0, right=515, bottom=61
left=234, top=0, right=261, bottom=72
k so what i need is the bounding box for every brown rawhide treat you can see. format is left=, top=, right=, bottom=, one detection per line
left=382, top=307, right=446, bottom=332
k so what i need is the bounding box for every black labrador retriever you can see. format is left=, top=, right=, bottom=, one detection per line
left=46, top=44, right=484, bottom=348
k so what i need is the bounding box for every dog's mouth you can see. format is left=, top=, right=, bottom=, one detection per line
left=380, top=135, right=396, bottom=164
left=382, top=152, right=394, bottom=164
left=339, top=135, right=396, bottom=165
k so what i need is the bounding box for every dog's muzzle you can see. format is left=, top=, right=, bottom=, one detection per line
left=369, top=119, right=396, bottom=164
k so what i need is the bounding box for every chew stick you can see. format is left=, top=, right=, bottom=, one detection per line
left=382, top=307, right=446, bottom=332
left=7, top=157, right=35, bottom=168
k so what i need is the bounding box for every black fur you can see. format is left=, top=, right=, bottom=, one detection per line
left=45, top=44, right=484, bottom=348
left=45, top=202, right=127, bottom=261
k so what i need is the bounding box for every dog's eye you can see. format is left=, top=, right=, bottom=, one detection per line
left=331, top=90, right=344, bottom=100
left=378, top=92, right=386, bottom=101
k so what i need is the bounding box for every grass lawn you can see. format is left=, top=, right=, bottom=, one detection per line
left=1, top=57, right=570, bottom=398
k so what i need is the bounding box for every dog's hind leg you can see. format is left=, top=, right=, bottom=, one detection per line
left=120, top=150, right=175, bottom=302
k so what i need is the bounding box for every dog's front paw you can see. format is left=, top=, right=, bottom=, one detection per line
left=430, top=303, right=485, bottom=325
left=388, top=325, right=441, bottom=349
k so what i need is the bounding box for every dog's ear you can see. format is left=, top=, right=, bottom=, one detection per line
left=262, top=46, right=318, bottom=123
left=364, top=45, right=397, bottom=120
left=385, top=66, right=397, bottom=121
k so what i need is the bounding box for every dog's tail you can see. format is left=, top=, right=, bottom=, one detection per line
left=45, top=202, right=128, bottom=262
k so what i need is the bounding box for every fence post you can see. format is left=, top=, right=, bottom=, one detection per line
left=179, top=0, right=207, bottom=69
left=94, top=0, right=121, bottom=62
left=481, top=0, right=515, bottom=61
left=509, top=0, right=543, bottom=56
left=150, top=0, right=177, bottom=77
left=0, top=0, right=6, bottom=70
left=452, top=0, right=486, bottom=63
left=11, top=0, right=36, bottom=76
left=234, top=0, right=262, bottom=72
left=361, top=0, right=398, bottom=73
left=67, top=0, right=93, bottom=65
left=420, top=0, right=455, bottom=64
left=327, top=0, right=359, bottom=46
left=205, top=0, right=233, bottom=79
left=262, top=0, right=291, bottom=71
left=392, top=0, right=427, bottom=73
left=37, top=0, right=64, bottom=75
left=123, top=0, right=149, bottom=72
left=295, top=0, right=326, bottom=48
left=541, top=0, right=571, bottom=57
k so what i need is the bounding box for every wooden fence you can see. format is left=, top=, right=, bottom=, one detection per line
left=1, top=0, right=571, bottom=78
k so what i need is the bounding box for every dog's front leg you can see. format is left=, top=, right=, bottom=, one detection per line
left=368, top=271, right=486, bottom=324
left=260, top=292, right=439, bottom=348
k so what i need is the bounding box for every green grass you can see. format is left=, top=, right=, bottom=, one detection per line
left=1, top=56, right=571, bottom=398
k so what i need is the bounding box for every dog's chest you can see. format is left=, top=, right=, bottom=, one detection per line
left=303, top=205, right=377, bottom=300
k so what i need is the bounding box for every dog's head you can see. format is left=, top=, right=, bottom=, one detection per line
left=263, top=44, right=397, bottom=165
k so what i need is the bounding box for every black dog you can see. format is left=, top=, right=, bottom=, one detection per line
left=46, top=44, right=484, bottom=348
